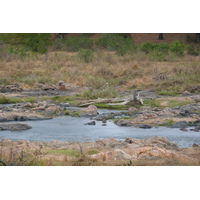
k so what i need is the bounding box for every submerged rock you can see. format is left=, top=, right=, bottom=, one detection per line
left=84, top=121, right=96, bottom=125
left=139, top=124, right=152, bottom=129
left=116, top=119, right=132, bottom=126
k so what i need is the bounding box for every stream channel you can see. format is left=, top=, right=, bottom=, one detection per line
left=0, top=105, right=200, bottom=148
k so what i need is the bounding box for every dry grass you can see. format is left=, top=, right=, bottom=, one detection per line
left=0, top=51, right=200, bottom=93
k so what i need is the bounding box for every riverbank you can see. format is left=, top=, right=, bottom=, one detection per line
left=1, top=136, right=200, bottom=166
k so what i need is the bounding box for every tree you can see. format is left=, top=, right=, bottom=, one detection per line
left=0, top=33, right=51, bottom=54
left=56, top=33, right=69, bottom=39
left=158, top=33, right=164, bottom=40
left=195, top=33, right=200, bottom=43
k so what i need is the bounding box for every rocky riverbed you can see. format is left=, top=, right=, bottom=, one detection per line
left=0, top=84, right=200, bottom=165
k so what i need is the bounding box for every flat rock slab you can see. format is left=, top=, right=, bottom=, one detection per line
left=0, top=123, right=32, bottom=131
left=0, top=113, right=52, bottom=122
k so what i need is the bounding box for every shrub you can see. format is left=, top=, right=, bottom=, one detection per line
left=187, top=44, right=200, bottom=56
left=95, top=34, right=135, bottom=55
left=140, top=42, right=169, bottom=54
left=156, top=43, right=169, bottom=53
left=140, top=42, right=157, bottom=54
left=7, top=46, right=28, bottom=58
left=65, top=36, right=93, bottom=51
left=77, top=49, right=94, bottom=63
left=170, top=41, right=185, bottom=56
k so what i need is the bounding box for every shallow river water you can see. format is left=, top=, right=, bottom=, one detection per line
left=0, top=112, right=200, bottom=148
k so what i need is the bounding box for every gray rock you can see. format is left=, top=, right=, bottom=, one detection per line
left=139, top=124, right=152, bottom=129
left=0, top=123, right=32, bottom=131
left=171, top=121, right=188, bottom=128
left=85, top=121, right=96, bottom=125
left=80, top=105, right=98, bottom=117
left=116, top=119, right=132, bottom=126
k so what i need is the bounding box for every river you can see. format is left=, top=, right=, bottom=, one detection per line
left=0, top=111, right=199, bottom=148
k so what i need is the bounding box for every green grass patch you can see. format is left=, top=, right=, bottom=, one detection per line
left=0, top=95, right=37, bottom=104
left=44, top=149, right=80, bottom=158
left=143, top=99, right=193, bottom=108
left=158, top=91, right=179, bottom=96
left=159, top=119, right=175, bottom=127
left=86, top=149, right=99, bottom=155
left=113, top=119, right=120, bottom=124
left=70, top=111, right=81, bottom=117
left=94, top=103, right=128, bottom=110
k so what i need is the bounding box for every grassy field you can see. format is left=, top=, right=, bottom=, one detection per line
left=1, top=50, right=200, bottom=97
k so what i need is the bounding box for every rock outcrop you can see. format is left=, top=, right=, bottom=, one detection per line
left=0, top=123, right=31, bottom=131
left=80, top=105, right=98, bottom=116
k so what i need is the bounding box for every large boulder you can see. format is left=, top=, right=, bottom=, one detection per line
left=171, top=121, right=188, bottom=128
left=112, top=149, right=132, bottom=160
left=144, top=136, right=178, bottom=149
left=80, top=105, right=98, bottom=116
left=189, top=95, right=200, bottom=103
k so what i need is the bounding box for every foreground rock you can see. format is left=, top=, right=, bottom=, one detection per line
left=0, top=123, right=31, bottom=131
left=0, top=136, right=199, bottom=165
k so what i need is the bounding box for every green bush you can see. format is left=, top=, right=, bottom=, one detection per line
left=140, top=42, right=169, bottom=54
left=140, top=42, right=157, bottom=54
left=77, top=49, right=94, bottom=63
left=65, top=36, right=93, bottom=51
left=95, top=34, right=135, bottom=55
left=187, top=44, right=199, bottom=56
left=156, top=43, right=169, bottom=53
left=170, top=41, right=185, bottom=56
left=7, top=46, right=28, bottom=58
